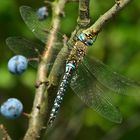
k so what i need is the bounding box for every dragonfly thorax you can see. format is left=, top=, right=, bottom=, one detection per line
left=67, top=41, right=87, bottom=68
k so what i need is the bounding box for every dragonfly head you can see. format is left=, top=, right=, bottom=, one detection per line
left=78, top=32, right=97, bottom=46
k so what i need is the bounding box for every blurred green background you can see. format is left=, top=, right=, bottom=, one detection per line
left=0, top=0, right=140, bottom=140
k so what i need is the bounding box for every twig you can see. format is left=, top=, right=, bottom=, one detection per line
left=0, top=124, right=12, bottom=140
left=65, top=0, right=91, bottom=47
left=77, top=0, right=90, bottom=27
left=48, top=37, right=69, bottom=87
left=83, top=0, right=131, bottom=35
left=23, top=0, right=67, bottom=140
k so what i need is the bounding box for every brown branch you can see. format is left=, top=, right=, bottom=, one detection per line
left=66, top=0, right=91, bottom=45
left=0, top=124, right=12, bottom=140
left=48, top=37, right=69, bottom=87
left=23, top=0, right=67, bottom=140
left=83, top=0, right=131, bottom=35
left=77, top=0, right=90, bottom=27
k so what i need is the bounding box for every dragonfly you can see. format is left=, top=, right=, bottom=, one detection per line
left=6, top=6, right=140, bottom=126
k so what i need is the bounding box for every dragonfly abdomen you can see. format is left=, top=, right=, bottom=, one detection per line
left=48, top=41, right=88, bottom=126
left=48, top=62, right=75, bottom=126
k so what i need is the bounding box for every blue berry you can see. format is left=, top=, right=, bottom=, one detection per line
left=0, top=98, right=23, bottom=119
left=37, top=6, right=48, bottom=21
left=8, top=55, right=28, bottom=75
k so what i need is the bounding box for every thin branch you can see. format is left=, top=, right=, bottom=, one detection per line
left=83, top=0, right=131, bottom=35
left=23, top=0, right=67, bottom=140
left=48, top=36, right=69, bottom=87
left=77, top=0, right=90, bottom=27
left=0, top=124, right=12, bottom=140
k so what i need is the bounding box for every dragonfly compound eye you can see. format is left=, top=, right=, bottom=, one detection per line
left=85, top=39, right=94, bottom=46
left=78, top=33, right=86, bottom=42
left=78, top=33, right=95, bottom=46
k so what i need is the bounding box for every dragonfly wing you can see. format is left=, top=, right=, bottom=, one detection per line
left=83, top=56, right=140, bottom=96
left=6, top=36, right=43, bottom=67
left=20, top=6, right=48, bottom=43
left=70, top=63, right=122, bottom=123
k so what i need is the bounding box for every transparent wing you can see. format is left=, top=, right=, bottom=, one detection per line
left=20, top=6, right=48, bottom=43
left=6, top=36, right=67, bottom=74
left=20, top=5, right=64, bottom=49
left=6, top=36, right=43, bottom=67
left=83, top=57, right=140, bottom=96
left=70, top=63, right=122, bottom=123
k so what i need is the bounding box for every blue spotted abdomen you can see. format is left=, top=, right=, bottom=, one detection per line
left=48, top=62, right=75, bottom=126
left=48, top=40, right=88, bottom=126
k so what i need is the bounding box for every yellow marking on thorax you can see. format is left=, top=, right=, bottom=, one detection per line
left=67, top=41, right=88, bottom=67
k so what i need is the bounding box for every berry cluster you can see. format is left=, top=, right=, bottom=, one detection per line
left=2, top=5, right=49, bottom=120
left=0, top=55, right=27, bottom=119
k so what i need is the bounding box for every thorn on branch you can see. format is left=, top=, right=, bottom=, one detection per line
left=59, top=11, right=65, bottom=18
left=63, top=34, right=68, bottom=45
left=41, top=126, right=47, bottom=130
left=23, top=112, right=31, bottom=118
left=35, top=80, right=49, bottom=88
left=44, top=0, right=53, bottom=6
left=36, top=104, right=41, bottom=110
left=115, top=0, right=121, bottom=6
left=36, top=135, right=41, bottom=139
left=28, top=58, right=39, bottom=63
